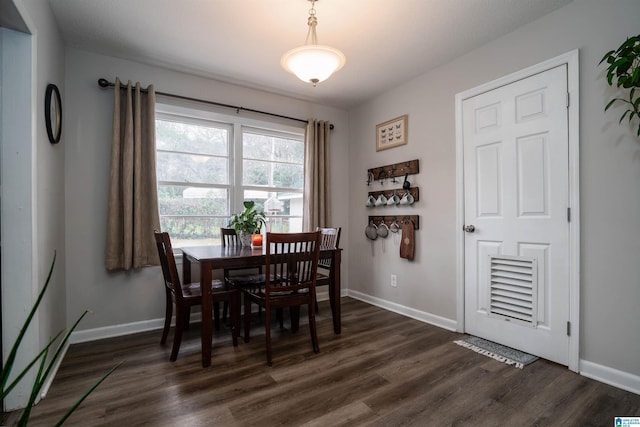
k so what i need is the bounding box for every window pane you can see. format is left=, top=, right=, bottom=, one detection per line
left=156, top=119, right=228, bottom=156
left=157, top=152, right=228, bottom=185
left=160, top=216, right=229, bottom=248
left=158, top=185, right=228, bottom=216
left=243, top=132, right=303, bottom=164
left=242, top=160, right=303, bottom=189
left=242, top=190, right=302, bottom=233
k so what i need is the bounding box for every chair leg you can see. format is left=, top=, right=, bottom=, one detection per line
left=308, top=303, right=320, bottom=354
left=244, top=295, right=252, bottom=343
left=277, top=308, right=284, bottom=329
left=290, top=306, right=300, bottom=333
left=230, top=293, right=239, bottom=347
left=213, top=301, right=221, bottom=332
left=222, top=301, right=229, bottom=323
left=265, top=306, right=272, bottom=366
left=170, top=306, right=186, bottom=362
left=161, top=295, right=172, bottom=345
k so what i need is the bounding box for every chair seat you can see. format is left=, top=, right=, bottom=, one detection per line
left=316, top=271, right=330, bottom=281
left=181, top=279, right=235, bottom=298
left=225, top=273, right=267, bottom=288
left=245, top=286, right=310, bottom=299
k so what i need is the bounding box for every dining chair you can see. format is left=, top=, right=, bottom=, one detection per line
left=219, top=227, right=264, bottom=325
left=314, top=227, right=341, bottom=312
left=240, top=231, right=322, bottom=366
left=154, top=230, right=240, bottom=361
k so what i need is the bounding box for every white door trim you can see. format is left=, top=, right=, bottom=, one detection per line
left=455, top=50, right=580, bottom=372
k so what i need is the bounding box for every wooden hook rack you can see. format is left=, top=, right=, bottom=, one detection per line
left=367, top=187, right=419, bottom=203
left=367, top=159, right=419, bottom=184
left=368, top=215, right=419, bottom=230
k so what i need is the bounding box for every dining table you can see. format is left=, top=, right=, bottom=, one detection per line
left=181, top=244, right=342, bottom=367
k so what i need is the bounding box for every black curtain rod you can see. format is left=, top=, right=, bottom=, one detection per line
left=97, top=78, right=333, bottom=130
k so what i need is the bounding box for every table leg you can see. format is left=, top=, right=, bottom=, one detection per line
left=329, top=250, right=341, bottom=334
left=183, top=255, right=192, bottom=284
left=200, top=263, right=213, bottom=367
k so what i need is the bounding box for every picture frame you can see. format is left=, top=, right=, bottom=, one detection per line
left=376, top=115, right=407, bottom=151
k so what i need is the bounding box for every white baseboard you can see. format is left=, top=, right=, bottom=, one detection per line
left=346, top=289, right=458, bottom=331
left=39, top=340, right=70, bottom=401
left=70, top=291, right=349, bottom=344
left=580, top=360, right=640, bottom=395
left=70, top=317, right=170, bottom=344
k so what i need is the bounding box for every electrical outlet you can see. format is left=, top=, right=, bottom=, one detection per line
left=391, top=274, right=397, bottom=288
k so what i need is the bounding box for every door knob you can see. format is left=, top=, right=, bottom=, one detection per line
left=463, top=225, right=475, bottom=233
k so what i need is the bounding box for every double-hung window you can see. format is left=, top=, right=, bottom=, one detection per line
left=155, top=102, right=305, bottom=248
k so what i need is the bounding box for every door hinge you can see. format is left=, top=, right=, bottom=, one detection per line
left=567, top=207, right=571, bottom=222
left=566, top=92, right=570, bottom=108
left=566, top=321, right=571, bottom=336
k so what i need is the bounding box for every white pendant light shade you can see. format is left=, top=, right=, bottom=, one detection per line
left=281, top=45, right=345, bottom=85
left=281, top=0, right=345, bottom=87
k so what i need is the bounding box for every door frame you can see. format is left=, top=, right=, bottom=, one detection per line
left=455, top=50, right=580, bottom=372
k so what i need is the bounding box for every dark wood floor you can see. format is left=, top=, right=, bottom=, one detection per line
left=15, top=298, right=640, bottom=426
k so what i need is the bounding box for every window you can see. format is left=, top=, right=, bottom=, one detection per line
left=156, top=103, right=305, bottom=248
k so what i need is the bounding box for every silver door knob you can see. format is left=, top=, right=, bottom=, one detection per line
left=463, top=225, right=475, bottom=233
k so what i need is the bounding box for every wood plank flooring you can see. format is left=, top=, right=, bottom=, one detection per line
left=14, top=298, right=640, bottom=426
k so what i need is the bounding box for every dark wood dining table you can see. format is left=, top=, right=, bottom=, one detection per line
left=181, top=244, right=342, bottom=367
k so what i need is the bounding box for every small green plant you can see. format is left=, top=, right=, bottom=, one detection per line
left=600, top=34, right=640, bottom=136
left=229, top=201, right=266, bottom=235
left=1, top=253, right=120, bottom=426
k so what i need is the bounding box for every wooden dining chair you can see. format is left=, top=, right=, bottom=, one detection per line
left=314, top=227, right=341, bottom=312
left=240, top=231, right=322, bottom=366
left=219, top=228, right=264, bottom=325
left=154, top=230, right=240, bottom=361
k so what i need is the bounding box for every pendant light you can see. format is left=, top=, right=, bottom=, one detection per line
left=281, top=0, right=346, bottom=87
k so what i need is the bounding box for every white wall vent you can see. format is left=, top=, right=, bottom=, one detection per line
left=488, top=255, right=538, bottom=326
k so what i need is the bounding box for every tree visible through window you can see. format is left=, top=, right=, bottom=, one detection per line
left=155, top=106, right=304, bottom=248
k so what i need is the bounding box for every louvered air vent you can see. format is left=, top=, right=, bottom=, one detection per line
left=488, top=255, right=538, bottom=326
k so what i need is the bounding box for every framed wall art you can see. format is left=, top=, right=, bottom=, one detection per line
left=376, top=114, right=407, bottom=151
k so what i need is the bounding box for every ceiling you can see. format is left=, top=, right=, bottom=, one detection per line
left=48, top=0, right=573, bottom=109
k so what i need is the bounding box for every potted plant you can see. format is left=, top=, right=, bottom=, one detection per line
left=229, top=201, right=266, bottom=246
left=600, top=34, right=640, bottom=136
left=2, top=253, right=120, bottom=425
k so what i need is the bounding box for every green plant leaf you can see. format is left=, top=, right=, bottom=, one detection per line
left=605, top=98, right=619, bottom=111
left=1, top=329, right=64, bottom=400
left=619, top=110, right=631, bottom=124
left=54, top=361, right=123, bottom=427
left=0, top=253, right=56, bottom=394
left=599, top=50, right=616, bottom=64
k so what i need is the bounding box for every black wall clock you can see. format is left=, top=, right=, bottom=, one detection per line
left=45, top=83, right=62, bottom=144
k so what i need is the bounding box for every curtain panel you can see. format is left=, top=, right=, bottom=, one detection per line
left=303, top=119, right=331, bottom=231
left=105, top=78, right=161, bottom=271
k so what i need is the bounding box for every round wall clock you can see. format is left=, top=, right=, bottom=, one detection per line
left=45, top=83, right=62, bottom=144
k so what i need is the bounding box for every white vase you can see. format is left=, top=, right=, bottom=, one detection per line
left=238, top=231, right=253, bottom=246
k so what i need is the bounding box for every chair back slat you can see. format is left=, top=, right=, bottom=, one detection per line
left=266, top=232, right=321, bottom=295
left=221, top=227, right=240, bottom=247
left=316, top=227, right=341, bottom=269
left=154, top=230, right=184, bottom=302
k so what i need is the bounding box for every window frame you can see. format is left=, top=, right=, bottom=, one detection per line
left=155, top=100, right=306, bottom=248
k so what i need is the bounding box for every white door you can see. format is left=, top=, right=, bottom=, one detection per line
left=463, top=65, right=570, bottom=365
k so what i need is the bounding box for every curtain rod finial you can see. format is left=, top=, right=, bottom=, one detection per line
left=98, top=78, right=110, bottom=88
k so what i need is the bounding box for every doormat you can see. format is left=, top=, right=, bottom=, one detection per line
left=454, top=336, right=538, bottom=369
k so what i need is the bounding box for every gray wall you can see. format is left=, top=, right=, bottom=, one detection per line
left=347, top=0, right=640, bottom=381
left=2, top=0, right=66, bottom=410
left=63, top=48, right=350, bottom=331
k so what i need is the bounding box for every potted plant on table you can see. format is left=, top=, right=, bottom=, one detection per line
left=229, top=201, right=266, bottom=246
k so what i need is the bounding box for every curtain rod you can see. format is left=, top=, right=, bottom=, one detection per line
left=97, top=78, right=333, bottom=130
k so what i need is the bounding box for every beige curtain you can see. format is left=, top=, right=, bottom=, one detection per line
left=303, top=119, right=331, bottom=231
left=105, top=78, right=161, bottom=271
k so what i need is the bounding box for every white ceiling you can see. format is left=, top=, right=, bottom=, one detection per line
left=48, top=0, right=573, bottom=109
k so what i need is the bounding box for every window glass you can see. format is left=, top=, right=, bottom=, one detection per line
left=155, top=108, right=305, bottom=247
